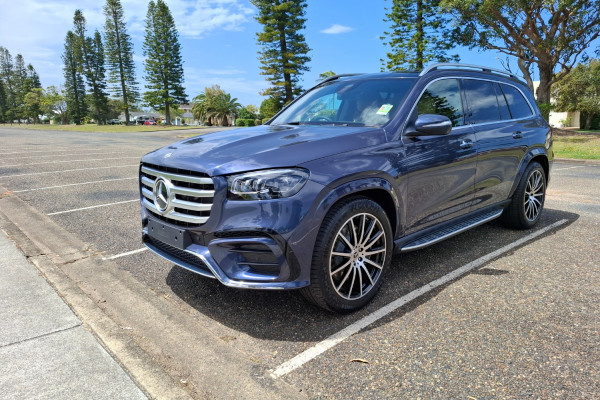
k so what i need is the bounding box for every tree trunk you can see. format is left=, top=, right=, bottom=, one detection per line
left=585, top=113, right=593, bottom=130
left=278, top=22, right=293, bottom=103
left=536, top=63, right=553, bottom=121
left=416, top=0, right=424, bottom=70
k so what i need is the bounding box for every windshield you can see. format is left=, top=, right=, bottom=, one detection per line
left=270, top=77, right=416, bottom=127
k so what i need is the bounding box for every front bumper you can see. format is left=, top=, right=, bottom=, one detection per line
left=142, top=226, right=308, bottom=289
left=140, top=175, right=327, bottom=290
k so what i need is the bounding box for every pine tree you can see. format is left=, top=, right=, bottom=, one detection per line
left=0, top=80, right=7, bottom=122
left=13, top=54, right=28, bottom=120
left=0, top=47, right=16, bottom=117
left=251, top=0, right=311, bottom=104
left=62, top=31, right=88, bottom=124
left=73, top=10, right=110, bottom=124
left=104, top=0, right=138, bottom=124
left=142, top=0, right=186, bottom=125
left=381, top=0, right=458, bottom=71
left=25, top=64, right=42, bottom=91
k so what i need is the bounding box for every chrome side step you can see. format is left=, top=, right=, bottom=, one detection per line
left=400, top=209, right=503, bottom=252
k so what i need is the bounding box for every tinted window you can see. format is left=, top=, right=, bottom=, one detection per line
left=500, top=84, right=533, bottom=119
left=462, top=79, right=500, bottom=124
left=417, top=79, right=464, bottom=126
left=495, top=83, right=511, bottom=120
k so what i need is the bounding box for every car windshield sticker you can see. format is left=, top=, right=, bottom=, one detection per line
left=376, top=104, right=393, bottom=115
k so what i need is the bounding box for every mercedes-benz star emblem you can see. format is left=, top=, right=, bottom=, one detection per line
left=153, top=178, right=172, bottom=214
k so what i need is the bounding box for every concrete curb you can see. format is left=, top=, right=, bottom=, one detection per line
left=554, top=158, right=600, bottom=166
left=0, top=186, right=306, bottom=400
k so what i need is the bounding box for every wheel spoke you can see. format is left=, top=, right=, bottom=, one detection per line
left=331, top=259, right=352, bottom=276
left=364, top=230, right=383, bottom=250
left=338, top=231, right=353, bottom=249
left=364, top=258, right=383, bottom=270
left=358, top=266, right=363, bottom=298
left=335, top=265, right=353, bottom=293
left=364, top=248, right=385, bottom=256
left=331, top=251, right=352, bottom=258
left=358, top=214, right=366, bottom=245
left=348, top=267, right=357, bottom=299
left=361, top=219, right=376, bottom=246
left=349, top=218, right=358, bottom=247
left=360, top=264, right=374, bottom=286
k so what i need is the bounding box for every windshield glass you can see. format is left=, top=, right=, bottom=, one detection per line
left=270, top=77, right=416, bottom=127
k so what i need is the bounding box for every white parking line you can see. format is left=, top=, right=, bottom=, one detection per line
left=13, top=177, right=137, bottom=193
left=47, top=199, right=138, bottom=216
left=0, top=157, right=140, bottom=168
left=0, top=149, right=102, bottom=155
left=0, top=152, right=124, bottom=161
left=553, top=165, right=587, bottom=171
left=0, top=164, right=139, bottom=178
left=270, top=218, right=569, bottom=379
left=102, top=247, right=148, bottom=261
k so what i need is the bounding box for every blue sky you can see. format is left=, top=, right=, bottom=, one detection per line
left=1, top=0, right=591, bottom=108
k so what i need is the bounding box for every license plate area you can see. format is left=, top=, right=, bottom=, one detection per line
left=147, top=218, right=192, bottom=250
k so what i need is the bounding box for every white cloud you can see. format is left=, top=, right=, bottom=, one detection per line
left=320, top=24, right=354, bottom=34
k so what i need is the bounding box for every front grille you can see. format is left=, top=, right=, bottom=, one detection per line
left=140, top=163, right=214, bottom=225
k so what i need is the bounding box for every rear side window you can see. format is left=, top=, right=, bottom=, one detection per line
left=417, top=79, right=464, bottom=126
left=494, top=83, right=512, bottom=120
left=462, top=79, right=500, bottom=124
left=500, top=84, right=534, bottom=119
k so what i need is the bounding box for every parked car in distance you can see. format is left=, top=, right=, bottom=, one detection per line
left=108, top=118, right=122, bottom=125
left=144, top=120, right=157, bottom=125
left=139, top=63, right=553, bottom=312
left=134, top=115, right=154, bottom=125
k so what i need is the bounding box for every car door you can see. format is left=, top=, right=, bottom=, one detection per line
left=402, top=78, right=477, bottom=235
left=462, top=79, right=532, bottom=210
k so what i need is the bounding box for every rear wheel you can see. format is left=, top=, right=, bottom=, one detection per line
left=301, top=198, right=393, bottom=312
left=501, top=161, right=546, bottom=229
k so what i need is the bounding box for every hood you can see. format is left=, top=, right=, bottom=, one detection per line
left=142, top=124, right=386, bottom=176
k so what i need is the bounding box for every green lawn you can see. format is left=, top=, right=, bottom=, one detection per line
left=0, top=123, right=206, bottom=133
left=553, top=134, right=600, bottom=160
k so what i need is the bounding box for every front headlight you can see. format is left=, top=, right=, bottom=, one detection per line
left=227, top=168, right=309, bottom=200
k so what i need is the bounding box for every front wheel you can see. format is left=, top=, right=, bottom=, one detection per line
left=300, top=198, right=393, bottom=313
left=501, top=161, right=546, bottom=229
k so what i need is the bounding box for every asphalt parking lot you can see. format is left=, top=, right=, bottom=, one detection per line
left=1, top=126, right=599, bottom=399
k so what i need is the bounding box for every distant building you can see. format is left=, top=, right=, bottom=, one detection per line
left=533, top=81, right=580, bottom=128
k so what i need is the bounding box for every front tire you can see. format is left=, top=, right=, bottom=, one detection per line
left=301, top=198, right=393, bottom=313
left=501, top=161, right=546, bottom=229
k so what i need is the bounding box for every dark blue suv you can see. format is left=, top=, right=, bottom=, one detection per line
left=140, top=64, right=552, bottom=312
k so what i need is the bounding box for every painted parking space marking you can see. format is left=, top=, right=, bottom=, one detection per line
left=270, top=218, right=569, bottom=379
left=0, top=148, right=105, bottom=155
left=0, top=157, right=140, bottom=168
left=0, top=152, right=125, bottom=162
left=0, top=164, right=139, bottom=178
left=553, top=165, right=588, bottom=171
left=13, top=177, right=137, bottom=193
left=102, top=247, right=148, bottom=261
left=47, top=199, right=138, bottom=216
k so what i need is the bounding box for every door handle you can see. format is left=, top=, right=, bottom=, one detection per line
left=513, top=131, right=523, bottom=139
left=460, top=139, right=473, bottom=149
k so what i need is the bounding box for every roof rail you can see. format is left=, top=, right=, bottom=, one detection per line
left=419, top=63, right=519, bottom=80
left=320, top=73, right=363, bottom=84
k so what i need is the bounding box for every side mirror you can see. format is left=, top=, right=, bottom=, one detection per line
left=407, top=114, right=452, bottom=136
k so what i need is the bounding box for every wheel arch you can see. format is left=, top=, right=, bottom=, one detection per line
left=314, top=177, right=401, bottom=238
left=509, top=148, right=550, bottom=198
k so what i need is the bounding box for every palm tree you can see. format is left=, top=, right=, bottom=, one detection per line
left=210, top=93, right=241, bottom=126
left=192, top=86, right=240, bottom=126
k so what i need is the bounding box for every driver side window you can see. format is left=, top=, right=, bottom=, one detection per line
left=417, top=79, right=465, bottom=127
